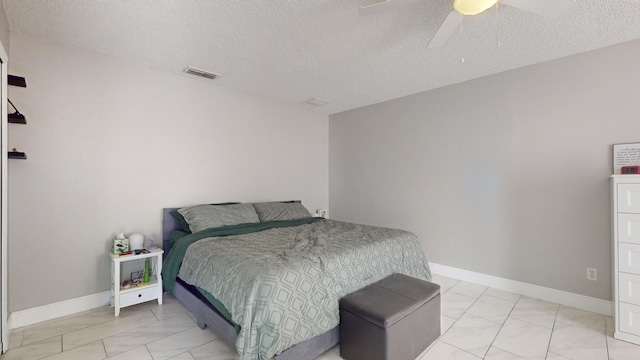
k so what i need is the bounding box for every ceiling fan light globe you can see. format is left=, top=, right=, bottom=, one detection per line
left=453, top=0, right=498, bottom=15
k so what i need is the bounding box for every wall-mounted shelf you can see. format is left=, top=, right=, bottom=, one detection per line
left=8, top=152, right=27, bottom=160
left=8, top=113, right=26, bottom=124
left=8, top=74, right=28, bottom=159
left=8, top=75, right=27, bottom=124
left=8, top=75, right=26, bottom=88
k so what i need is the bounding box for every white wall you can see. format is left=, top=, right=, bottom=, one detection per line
left=7, top=33, right=328, bottom=312
left=0, top=3, right=9, bottom=55
left=330, top=39, right=640, bottom=301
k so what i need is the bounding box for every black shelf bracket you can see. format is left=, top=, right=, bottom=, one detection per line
left=7, top=98, right=26, bottom=124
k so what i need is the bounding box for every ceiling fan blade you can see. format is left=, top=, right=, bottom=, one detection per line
left=359, top=0, right=422, bottom=15
left=428, top=11, right=460, bottom=48
left=500, top=0, right=576, bottom=17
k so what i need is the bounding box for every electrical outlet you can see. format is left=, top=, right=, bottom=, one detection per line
left=587, top=268, right=597, bottom=281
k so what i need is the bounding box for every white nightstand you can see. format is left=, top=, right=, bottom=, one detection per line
left=110, top=248, right=164, bottom=316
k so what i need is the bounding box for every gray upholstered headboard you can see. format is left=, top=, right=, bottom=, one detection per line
left=162, top=207, right=181, bottom=257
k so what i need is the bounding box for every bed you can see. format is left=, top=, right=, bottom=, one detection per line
left=161, top=202, right=431, bottom=360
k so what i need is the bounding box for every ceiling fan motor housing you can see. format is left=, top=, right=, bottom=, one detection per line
left=453, top=0, right=498, bottom=16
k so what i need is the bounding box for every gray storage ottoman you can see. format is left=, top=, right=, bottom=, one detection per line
left=339, top=273, right=441, bottom=360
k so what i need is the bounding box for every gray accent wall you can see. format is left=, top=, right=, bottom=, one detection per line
left=329, top=39, right=640, bottom=301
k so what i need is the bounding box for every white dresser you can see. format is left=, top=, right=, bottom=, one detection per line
left=612, top=175, right=640, bottom=345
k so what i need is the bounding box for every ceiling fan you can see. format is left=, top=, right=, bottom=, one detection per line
left=359, top=0, right=577, bottom=48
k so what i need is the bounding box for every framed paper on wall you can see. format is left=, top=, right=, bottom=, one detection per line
left=613, top=142, right=640, bottom=174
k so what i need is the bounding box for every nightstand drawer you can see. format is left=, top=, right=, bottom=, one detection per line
left=120, top=286, right=158, bottom=307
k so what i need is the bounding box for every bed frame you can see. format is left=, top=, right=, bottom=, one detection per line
left=162, top=207, right=339, bottom=360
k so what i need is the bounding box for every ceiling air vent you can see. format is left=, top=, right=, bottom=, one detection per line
left=184, top=66, right=219, bottom=80
left=301, top=98, right=330, bottom=107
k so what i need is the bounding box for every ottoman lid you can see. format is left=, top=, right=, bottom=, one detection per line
left=376, top=273, right=440, bottom=302
left=340, top=274, right=440, bottom=328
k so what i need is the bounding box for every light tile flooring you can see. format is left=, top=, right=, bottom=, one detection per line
left=3, top=275, right=640, bottom=359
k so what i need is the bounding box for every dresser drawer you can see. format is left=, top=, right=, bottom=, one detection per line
left=618, top=184, right=640, bottom=214
left=620, top=243, right=640, bottom=274
left=620, top=302, right=640, bottom=336
left=119, top=286, right=158, bottom=307
left=620, top=273, right=640, bottom=305
left=619, top=213, right=640, bottom=244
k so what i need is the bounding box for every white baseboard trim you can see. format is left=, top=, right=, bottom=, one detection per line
left=9, top=291, right=111, bottom=329
left=429, top=262, right=612, bottom=316
left=6, top=264, right=612, bottom=329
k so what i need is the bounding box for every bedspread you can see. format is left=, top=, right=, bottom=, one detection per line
left=177, top=219, right=431, bottom=360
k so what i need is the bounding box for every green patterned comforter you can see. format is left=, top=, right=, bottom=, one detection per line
left=175, top=219, right=431, bottom=360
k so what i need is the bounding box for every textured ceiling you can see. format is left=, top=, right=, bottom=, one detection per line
left=3, top=0, right=640, bottom=114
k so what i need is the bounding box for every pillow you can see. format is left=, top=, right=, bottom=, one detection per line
left=252, top=202, right=311, bottom=222
left=171, top=202, right=239, bottom=233
left=177, top=203, right=260, bottom=233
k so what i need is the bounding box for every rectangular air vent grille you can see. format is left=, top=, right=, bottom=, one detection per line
left=184, top=66, right=219, bottom=80
left=301, top=98, right=330, bottom=107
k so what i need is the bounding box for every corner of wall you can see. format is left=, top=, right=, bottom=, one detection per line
left=0, top=3, right=9, bottom=57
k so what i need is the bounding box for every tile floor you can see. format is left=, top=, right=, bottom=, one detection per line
left=3, top=275, right=640, bottom=359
